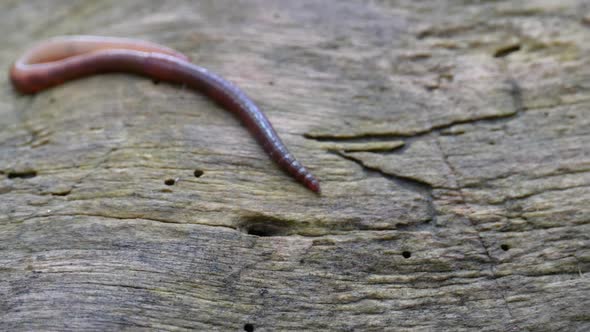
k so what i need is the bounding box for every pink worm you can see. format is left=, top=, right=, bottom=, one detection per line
left=10, top=36, right=320, bottom=193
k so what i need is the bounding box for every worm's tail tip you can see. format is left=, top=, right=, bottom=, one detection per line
left=308, top=181, right=321, bottom=194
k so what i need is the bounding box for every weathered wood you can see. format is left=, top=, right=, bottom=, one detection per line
left=1, top=1, right=589, bottom=331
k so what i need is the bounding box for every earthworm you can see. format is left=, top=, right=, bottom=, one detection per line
left=10, top=35, right=320, bottom=193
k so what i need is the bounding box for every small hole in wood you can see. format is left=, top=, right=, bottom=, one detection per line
left=164, top=178, right=176, bottom=186
left=152, top=79, right=160, bottom=85
left=244, top=323, right=255, bottom=332
left=402, top=251, right=411, bottom=259
left=494, top=44, right=521, bottom=58
left=194, top=169, right=204, bottom=178
left=501, top=244, right=510, bottom=251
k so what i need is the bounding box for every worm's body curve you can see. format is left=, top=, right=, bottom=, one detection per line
left=10, top=36, right=320, bottom=193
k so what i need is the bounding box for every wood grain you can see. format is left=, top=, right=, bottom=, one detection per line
left=1, top=1, right=588, bottom=331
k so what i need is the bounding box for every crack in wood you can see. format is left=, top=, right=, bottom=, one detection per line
left=321, top=75, right=527, bottom=328
left=438, top=77, right=524, bottom=329
left=305, top=108, right=521, bottom=143
left=333, top=151, right=436, bottom=228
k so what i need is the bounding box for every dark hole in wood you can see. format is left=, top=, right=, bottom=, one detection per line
left=164, top=178, right=176, bottom=186
left=194, top=169, right=204, bottom=178
left=152, top=79, right=160, bottom=85
left=7, top=170, right=37, bottom=179
left=246, top=225, right=280, bottom=237
left=244, top=323, right=254, bottom=332
left=501, top=244, right=510, bottom=251
left=402, top=251, right=412, bottom=259
left=239, top=216, right=294, bottom=237
left=494, top=44, right=521, bottom=58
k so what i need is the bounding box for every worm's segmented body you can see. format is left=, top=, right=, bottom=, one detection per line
left=10, top=36, right=320, bottom=193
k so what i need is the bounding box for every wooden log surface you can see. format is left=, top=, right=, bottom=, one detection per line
left=1, top=1, right=589, bottom=331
